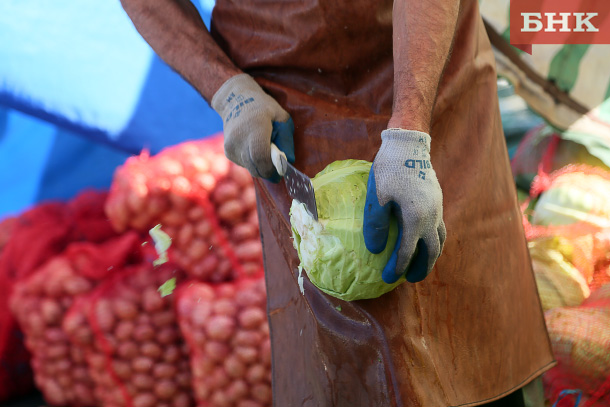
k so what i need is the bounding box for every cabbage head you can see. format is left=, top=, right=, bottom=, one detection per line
left=289, top=160, right=404, bottom=301
left=528, top=237, right=590, bottom=311
left=532, top=170, right=610, bottom=227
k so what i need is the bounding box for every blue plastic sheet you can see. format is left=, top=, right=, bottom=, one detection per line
left=0, top=1, right=222, bottom=219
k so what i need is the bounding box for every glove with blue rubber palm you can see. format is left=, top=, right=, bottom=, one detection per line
left=212, top=73, right=295, bottom=181
left=364, top=129, right=446, bottom=284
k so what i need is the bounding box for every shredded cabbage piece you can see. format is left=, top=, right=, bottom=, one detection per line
left=297, top=265, right=305, bottom=295
left=149, top=224, right=172, bottom=266
left=158, top=277, right=177, bottom=297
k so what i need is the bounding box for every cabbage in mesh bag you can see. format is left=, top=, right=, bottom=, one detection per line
left=290, top=160, right=403, bottom=301
left=528, top=237, right=590, bottom=311
left=532, top=165, right=610, bottom=227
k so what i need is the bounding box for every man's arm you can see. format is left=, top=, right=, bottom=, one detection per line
left=120, top=0, right=295, bottom=180
left=364, top=0, right=456, bottom=282
left=120, top=0, right=241, bottom=103
left=388, top=0, right=460, bottom=133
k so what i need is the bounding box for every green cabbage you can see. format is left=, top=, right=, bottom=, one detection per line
left=149, top=224, right=172, bottom=266
left=528, top=237, right=590, bottom=311
left=532, top=171, right=610, bottom=227
left=289, top=160, right=404, bottom=301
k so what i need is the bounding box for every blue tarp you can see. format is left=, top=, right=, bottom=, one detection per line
left=0, top=0, right=222, bottom=219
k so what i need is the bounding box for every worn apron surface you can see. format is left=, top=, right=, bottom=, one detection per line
left=211, top=1, right=556, bottom=406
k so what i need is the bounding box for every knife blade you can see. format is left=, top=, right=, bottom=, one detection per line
left=271, top=143, right=319, bottom=220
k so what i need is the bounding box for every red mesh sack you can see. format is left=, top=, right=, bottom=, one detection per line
left=543, top=295, right=610, bottom=406
left=176, top=276, right=272, bottom=407
left=0, top=202, right=72, bottom=403
left=0, top=216, right=34, bottom=402
left=0, top=216, right=17, bottom=251
left=67, top=190, right=117, bottom=243
left=9, top=232, right=142, bottom=406
left=105, top=135, right=262, bottom=282
left=582, top=283, right=610, bottom=310
left=589, top=236, right=610, bottom=292
left=528, top=164, right=610, bottom=229
left=511, top=126, right=610, bottom=188
left=522, top=186, right=610, bottom=288
left=0, top=190, right=113, bottom=284
left=0, top=202, right=71, bottom=282
left=65, top=257, right=193, bottom=407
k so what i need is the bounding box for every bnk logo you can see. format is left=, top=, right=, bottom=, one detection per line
left=521, top=13, right=599, bottom=33
left=510, top=0, right=610, bottom=53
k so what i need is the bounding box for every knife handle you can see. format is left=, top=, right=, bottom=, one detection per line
left=270, top=143, right=288, bottom=176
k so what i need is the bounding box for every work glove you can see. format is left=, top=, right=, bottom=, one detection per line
left=212, top=73, right=295, bottom=182
left=363, top=129, right=446, bottom=284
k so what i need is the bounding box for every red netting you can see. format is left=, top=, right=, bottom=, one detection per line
left=0, top=216, right=33, bottom=402
left=176, top=277, right=272, bottom=407
left=105, top=134, right=263, bottom=283
left=64, top=253, right=193, bottom=407
left=0, top=202, right=71, bottom=282
left=522, top=163, right=610, bottom=285
left=530, top=163, right=610, bottom=200
left=524, top=222, right=609, bottom=287
left=66, top=190, right=118, bottom=243
left=543, top=285, right=610, bottom=406
left=511, top=125, right=610, bottom=190
left=9, top=231, right=142, bottom=406
left=589, top=262, right=610, bottom=293
left=0, top=190, right=115, bottom=402
left=519, top=161, right=610, bottom=405
left=0, top=216, right=17, bottom=251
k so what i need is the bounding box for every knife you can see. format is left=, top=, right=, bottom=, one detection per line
left=270, top=143, right=319, bottom=220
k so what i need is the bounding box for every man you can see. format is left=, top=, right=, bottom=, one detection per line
left=120, top=0, right=555, bottom=405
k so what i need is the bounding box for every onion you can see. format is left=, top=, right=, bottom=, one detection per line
left=213, top=181, right=240, bottom=203
left=117, top=341, right=139, bottom=360
left=40, top=299, right=62, bottom=325
left=153, top=363, right=177, bottom=379
left=226, top=379, right=249, bottom=402
left=132, top=356, right=155, bottom=373
left=113, top=298, right=139, bottom=320
left=206, top=315, right=236, bottom=341
left=133, top=324, right=156, bottom=342
left=133, top=373, right=155, bottom=390
left=218, top=200, right=245, bottom=225
left=132, top=392, right=156, bottom=407
left=246, top=364, right=267, bottom=384
left=154, top=380, right=178, bottom=400
left=114, top=320, right=135, bottom=341
left=238, top=307, right=266, bottom=329
left=251, top=383, right=272, bottom=403
left=141, top=342, right=163, bottom=359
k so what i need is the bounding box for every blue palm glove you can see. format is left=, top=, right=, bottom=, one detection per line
left=363, top=129, right=446, bottom=284
left=212, top=74, right=295, bottom=182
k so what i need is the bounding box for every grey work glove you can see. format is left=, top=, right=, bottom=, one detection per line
left=363, top=129, right=446, bottom=284
left=212, top=74, right=295, bottom=181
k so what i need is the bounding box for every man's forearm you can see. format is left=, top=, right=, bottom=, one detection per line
left=120, top=0, right=241, bottom=103
left=388, top=0, right=460, bottom=133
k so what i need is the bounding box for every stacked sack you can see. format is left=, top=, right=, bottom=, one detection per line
left=176, top=278, right=271, bottom=407
left=103, top=134, right=271, bottom=407
left=0, top=191, right=118, bottom=403
left=544, top=285, right=610, bottom=407
left=518, top=163, right=610, bottom=405
left=9, top=231, right=142, bottom=406
left=63, top=254, right=193, bottom=407
left=6, top=134, right=270, bottom=407
left=105, top=134, right=262, bottom=282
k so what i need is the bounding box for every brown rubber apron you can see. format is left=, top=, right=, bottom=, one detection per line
left=211, top=0, right=556, bottom=405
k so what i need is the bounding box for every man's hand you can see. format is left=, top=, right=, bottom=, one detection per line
left=212, top=74, right=295, bottom=182
left=363, top=129, right=446, bottom=284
